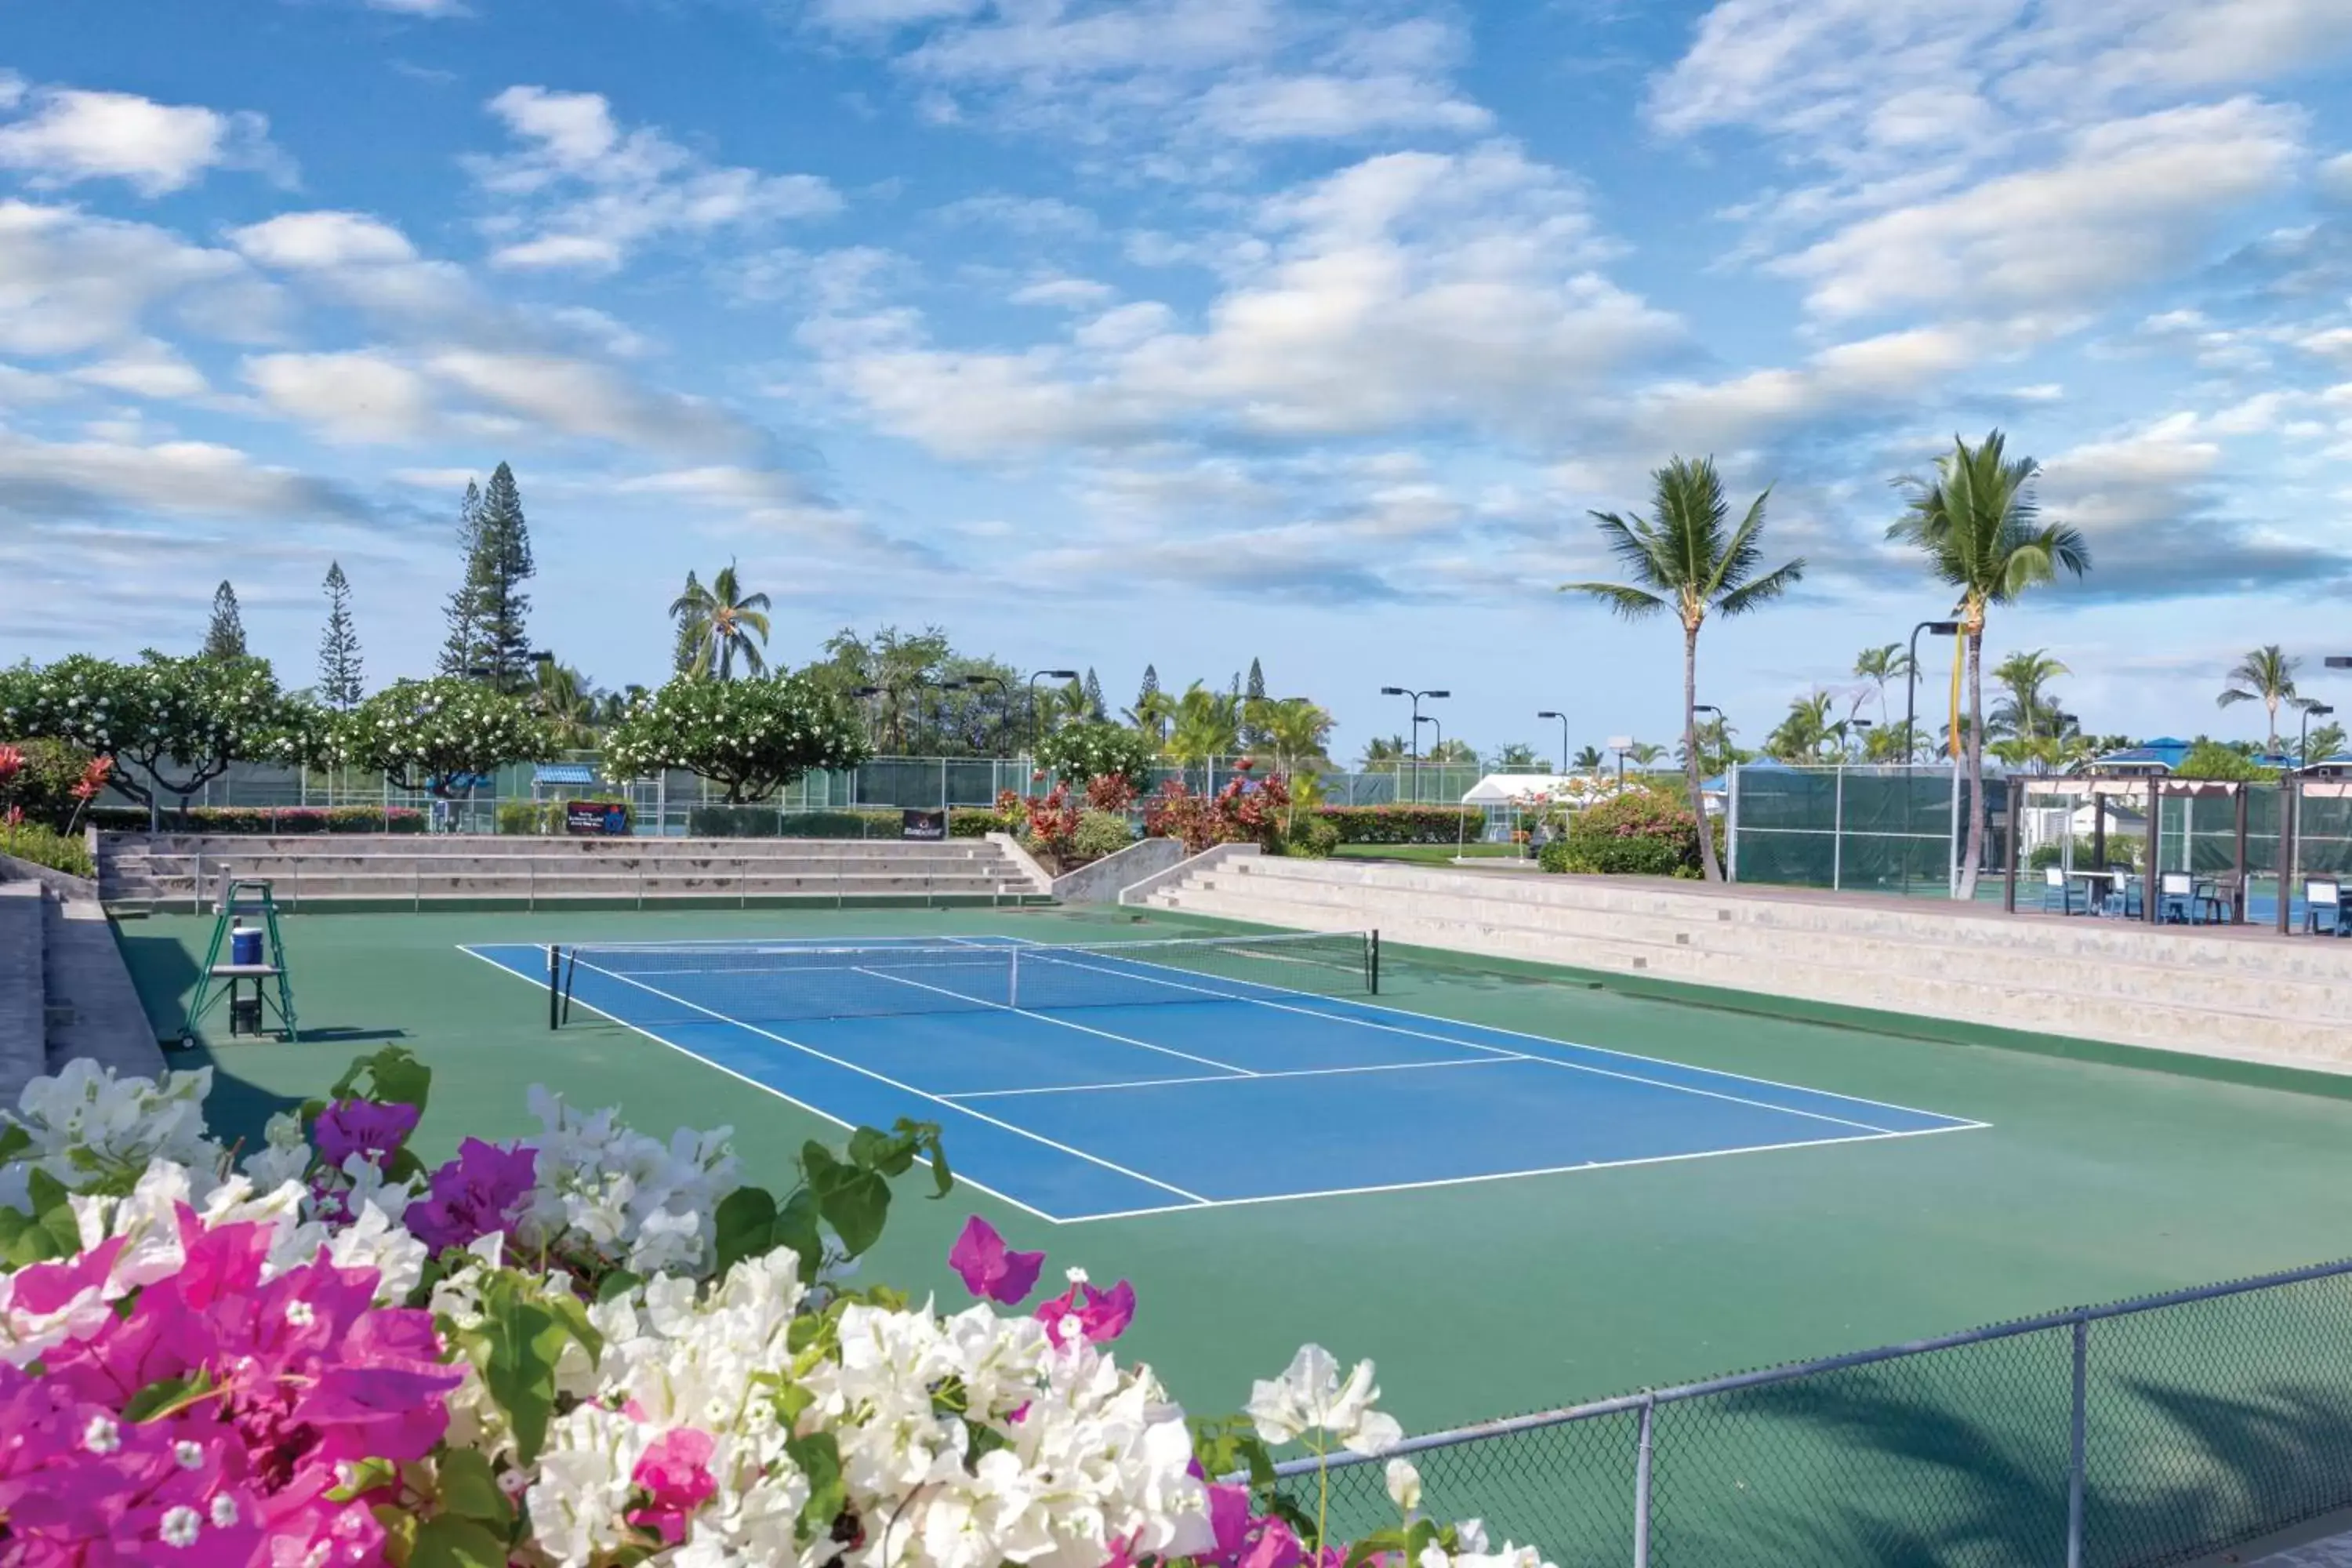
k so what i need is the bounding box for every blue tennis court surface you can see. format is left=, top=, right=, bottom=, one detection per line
left=461, top=934, right=1986, bottom=1223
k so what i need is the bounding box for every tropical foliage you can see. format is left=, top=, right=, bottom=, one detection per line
left=1538, top=786, right=1711, bottom=878
left=1886, top=430, right=2089, bottom=899
left=1564, top=456, right=1805, bottom=882
left=1035, top=720, right=1160, bottom=786
left=2216, top=644, right=2320, bottom=753
left=0, top=1052, right=1546, bottom=1568
left=603, top=673, right=869, bottom=803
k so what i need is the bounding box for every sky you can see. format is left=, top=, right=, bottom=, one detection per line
left=3, top=0, right=2352, bottom=764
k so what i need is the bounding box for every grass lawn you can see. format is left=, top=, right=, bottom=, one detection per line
left=1333, top=842, right=1530, bottom=863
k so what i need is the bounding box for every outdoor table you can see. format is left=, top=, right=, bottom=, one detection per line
left=2070, top=869, right=2119, bottom=915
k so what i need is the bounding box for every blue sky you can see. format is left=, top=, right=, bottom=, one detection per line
left=5, top=0, right=2352, bottom=762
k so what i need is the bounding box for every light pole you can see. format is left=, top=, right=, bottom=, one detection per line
left=1849, top=717, right=1873, bottom=761
left=1416, top=714, right=1443, bottom=775
left=957, top=673, right=1009, bottom=754
left=2303, top=704, right=2336, bottom=768
left=1027, top=669, right=1080, bottom=750
left=1607, top=735, right=1633, bottom=792
left=1904, top=619, right=1961, bottom=763
left=1380, top=686, right=1448, bottom=800
left=1537, top=710, right=1570, bottom=773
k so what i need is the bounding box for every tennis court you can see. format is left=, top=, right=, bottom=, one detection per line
left=461, top=931, right=1985, bottom=1223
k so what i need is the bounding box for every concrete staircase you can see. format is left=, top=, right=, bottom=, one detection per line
left=1133, top=854, right=2352, bottom=1075
left=0, top=878, right=163, bottom=1109
left=99, top=833, right=1051, bottom=913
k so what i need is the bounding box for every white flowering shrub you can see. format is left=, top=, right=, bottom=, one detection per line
left=0, top=651, right=320, bottom=811
left=602, top=673, right=869, bottom=804
left=0, top=1047, right=1555, bottom=1568
left=326, top=677, right=551, bottom=797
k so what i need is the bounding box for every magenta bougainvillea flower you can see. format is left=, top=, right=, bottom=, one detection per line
left=403, top=1138, right=537, bottom=1253
left=311, top=1098, right=421, bottom=1170
left=948, top=1215, right=1047, bottom=1305
left=628, top=1426, right=719, bottom=1545
left=1036, top=1275, right=1137, bottom=1347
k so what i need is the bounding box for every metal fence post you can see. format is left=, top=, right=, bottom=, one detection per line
left=1947, top=761, right=1962, bottom=897
left=1726, top=764, right=1740, bottom=881
left=2067, top=1312, right=2088, bottom=1568
left=1633, top=1394, right=1655, bottom=1568
left=1832, top=765, right=1845, bottom=891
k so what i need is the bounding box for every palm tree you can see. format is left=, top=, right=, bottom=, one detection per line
left=1360, top=735, right=1412, bottom=768
left=2306, top=721, right=2347, bottom=766
left=1570, top=744, right=1606, bottom=772
left=534, top=662, right=598, bottom=750
left=1564, top=456, right=1805, bottom=880
left=1989, top=648, right=2069, bottom=741
left=1164, top=683, right=1241, bottom=767
left=1246, top=696, right=1335, bottom=823
left=1124, top=688, right=1178, bottom=745
left=1853, top=644, right=1914, bottom=725
left=1887, top=430, right=2089, bottom=900
left=1766, top=691, right=1838, bottom=762
left=669, top=561, right=773, bottom=680
left=2216, top=645, right=2318, bottom=754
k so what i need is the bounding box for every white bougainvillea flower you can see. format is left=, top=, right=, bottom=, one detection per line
left=1247, top=1344, right=1396, bottom=1451
left=1386, top=1457, right=1422, bottom=1512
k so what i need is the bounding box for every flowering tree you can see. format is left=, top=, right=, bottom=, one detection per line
left=0, top=652, right=316, bottom=815
left=329, top=677, right=550, bottom=798
left=0, top=1051, right=1553, bottom=1568
left=603, top=673, right=868, bottom=803
left=1036, top=721, right=1158, bottom=787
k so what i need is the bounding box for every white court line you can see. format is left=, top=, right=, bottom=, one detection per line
left=1055, top=1122, right=1987, bottom=1224
left=991, top=932, right=1987, bottom=1131
left=452, top=945, right=1068, bottom=1225
left=943, top=1054, right=1525, bottom=1102
left=849, top=965, right=1251, bottom=1075
left=1022, top=952, right=1907, bottom=1136
left=559, top=953, right=1211, bottom=1207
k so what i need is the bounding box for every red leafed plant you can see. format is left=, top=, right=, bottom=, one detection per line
left=1084, top=772, right=1138, bottom=814
left=1145, top=773, right=1292, bottom=853
left=1001, top=782, right=1082, bottom=860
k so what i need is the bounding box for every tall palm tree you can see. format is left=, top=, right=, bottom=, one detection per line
left=668, top=561, right=773, bottom=680
left=1990, top=648, right=2069, bottom=741
left=1887, top=430, right=2089, bottom=900
left=1570, top=744, right=1606, bottom=772
left=1853, top=644, right=1914, bottom=725
left=2216, top=645, right=2318, bottom=754
left=1360, top=735, right=1412, bottom=768
left=1564, top=456, right=1805, bottom=881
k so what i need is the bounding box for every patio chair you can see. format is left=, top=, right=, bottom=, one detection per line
left=2307, top=879, right=2347, bottom=936
left=2041, top=866, right=2084, bottom=915
left=2158, top=871, right=2199, bottom=924
left=2103, top=871, right=2143, bottom=920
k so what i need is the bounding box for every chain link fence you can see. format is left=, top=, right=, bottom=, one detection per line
left=1725, top=764, right=2005, bottom=898
left=1273, top=1258, right=2352, bottom=1567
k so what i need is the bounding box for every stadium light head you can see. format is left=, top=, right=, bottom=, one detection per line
left=2329, top=657, right=2352, bottom=670
left=1537, top=709, right=1563, bottom=719
left=1427, top=689, right=1451, bottom=699
left=1043, top=669, right=1080, bottom=680
left=1925, top=620, right=1960, bottom=636
left=1381, top=685, right=1406, bottom=695
left=2314, top=704, right=2339, bottom=718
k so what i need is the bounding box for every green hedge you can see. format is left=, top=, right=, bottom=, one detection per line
left=1274, top=815, right=1341, bottom=858
left=1312, top=806, right=1485, bottom=844
left=1, top=822, right=94, bottom=879
left=1542, top=789, right=1712, bottom=877
left=88, top=806, right=428, bottom=835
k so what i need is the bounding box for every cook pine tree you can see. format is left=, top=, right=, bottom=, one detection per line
left=317, top=561, right=363, bottom=710
left=202, top=581, right=247, bottom=659
left=437, top=463, right=537, bottom=690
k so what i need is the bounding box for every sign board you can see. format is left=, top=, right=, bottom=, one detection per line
left=565, top=800, right=629, bottom=837
left=902, top=808, right=948, bottom=840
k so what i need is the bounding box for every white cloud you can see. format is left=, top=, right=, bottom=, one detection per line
left=1192, top=70, right=1489, bottom=141
left=244, top=350, right=439, bottom=443
left=470, top=87, right=840, bottom=272
left=1777, top=100, right=2302, bottom=321
left=809, top=141, right=1680, bottom=457
left=366, top=0, right=469, bottom=13
left=1011, top=276, right=1118, bottom=308
left=424, top=347, right=753, bottom=456
left=0, top=85, right=287, bottom=195
left=70, top=338, right=209, bottom=400
left=0, top=424, right=361, bottom=520
left=2323, top=152, right=2352, bottom=202
left=231, top=211, right=419, bottom=269
left=0, top=201, right=264, bottom=357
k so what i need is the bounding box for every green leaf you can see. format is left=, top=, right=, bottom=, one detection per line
left=0, top=1123, right=33, bottom=1163
left=713, top=1185, right=779, bottom=1276
left=786, top=1431, right=847, bottom=1547
left=333, top=1457, right=402, bottom=1503
left=772, top=1186, right=824, bottom=1272
left=848, top=1125, right=909, bottom=1176
left=122, top=1370, right=212, bottom=1423
left=810, top=1160, right=891, bottom=1258
left=594, top=1268, right=642, bottom=1305
left=0, top=1207, right=65, bottom=1268
left=434, top=1449, right=512, bottom=1527
left=477, top=1276, right=572, bottom=1465
left=410, top=1515, right=509, bottom=1568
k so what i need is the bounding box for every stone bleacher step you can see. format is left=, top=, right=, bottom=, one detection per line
left=1152, top=880, right=2352, bottom=1071
left=1199, top=868, right=2352, bottom=1022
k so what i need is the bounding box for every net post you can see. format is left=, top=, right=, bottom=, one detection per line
left=546, top=944, right=559, bottom=1030
left=1368, top=930, right=1380, bottom=995
left=560, top=948, right=578, bottom=1026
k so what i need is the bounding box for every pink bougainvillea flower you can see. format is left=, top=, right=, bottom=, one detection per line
left=1036, top=1277, right=1136, bottom=1346
left=1101, top=1529, right=1147, bottom=1568
left=404, top=1138, right=537, bottom=1253
left=948, top=1215, right=1046, bottom=1305
left=312, top=1098, right=421, bottom=1170
left=629, top=1427, right=718, bottom=1546
left=1204, top=1483, right=1254, bottom=1565
left=1236, top=1515, right=1303, bottom=1568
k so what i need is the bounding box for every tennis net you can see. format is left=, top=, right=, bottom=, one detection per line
left=552, top=931, right=1377, bottom=1027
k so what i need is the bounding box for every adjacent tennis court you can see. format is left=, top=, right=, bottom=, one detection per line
left=462, top=931, right=1985, bottom=1222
